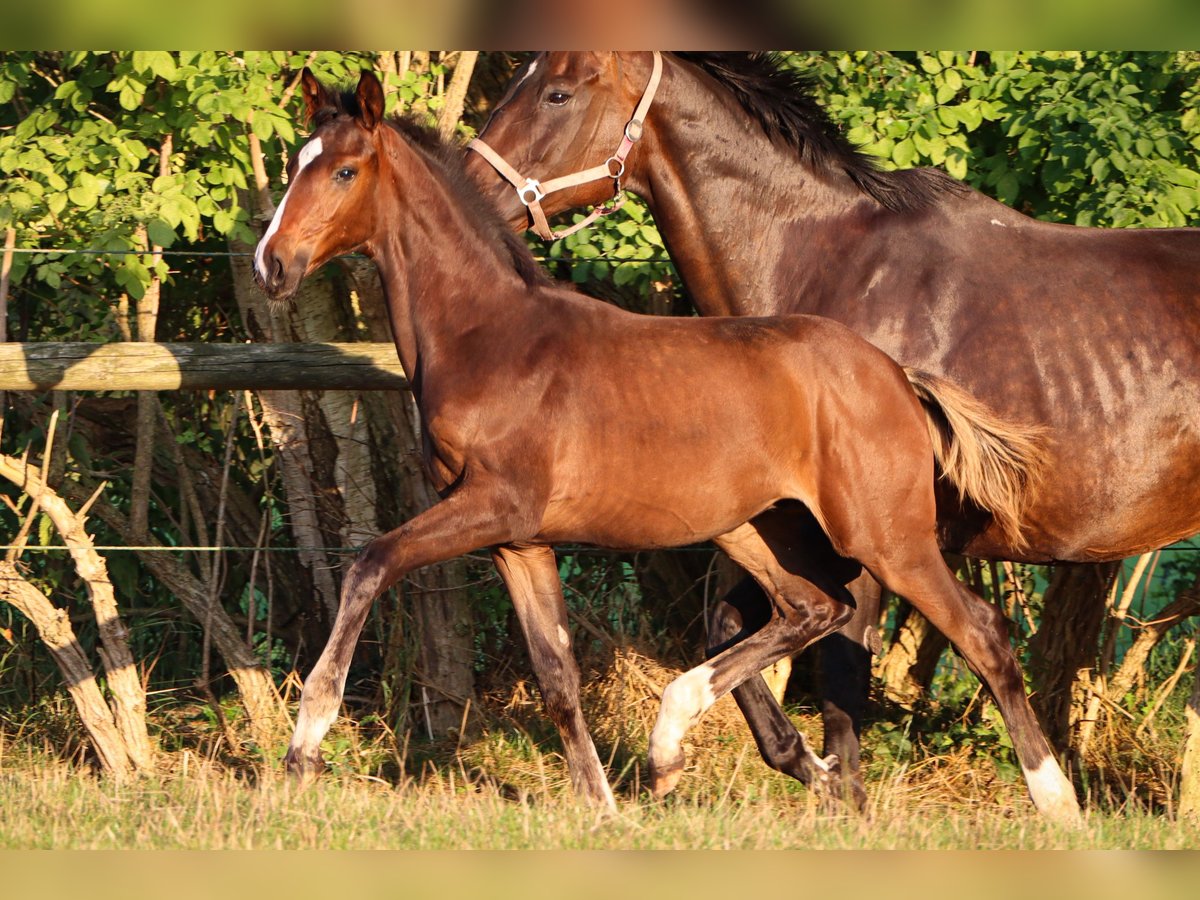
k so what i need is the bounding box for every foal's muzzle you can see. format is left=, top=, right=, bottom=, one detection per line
left=254, top=245, right=309, bottom=306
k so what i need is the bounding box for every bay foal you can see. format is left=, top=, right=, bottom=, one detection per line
left=255, top=70, right=1079, bottom=824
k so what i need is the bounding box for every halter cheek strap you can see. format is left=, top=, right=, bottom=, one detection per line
left=468, top=50, right=663, bottom=241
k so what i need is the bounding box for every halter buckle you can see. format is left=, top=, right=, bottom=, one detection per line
left=517, top=178, right=545, bottom=207
left=624, top=119, right=644, bottom=142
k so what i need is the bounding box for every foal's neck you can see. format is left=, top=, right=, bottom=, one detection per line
left=368, top=131, right=536, bottom=383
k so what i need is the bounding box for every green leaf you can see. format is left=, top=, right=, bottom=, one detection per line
left=68, top=182, right=98, bottom=209
left=251, top=114, right=273, bottom=141
left=613, top=264, right=639, bottom=287
left=119, top=82, right=144, bottom=111
left=892, top=137, right=916, bottom=168
left=146, top=217, right=176, bottom=248
left=996, top=171, right=1020, bottom=205
left=945, top=148, right=968, bottom=180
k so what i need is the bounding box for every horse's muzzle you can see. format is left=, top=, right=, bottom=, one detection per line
left=254, top=246, right=308, bottom=306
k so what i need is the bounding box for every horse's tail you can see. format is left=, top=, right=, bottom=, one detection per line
left=903, top=367, right=1047, bottom=550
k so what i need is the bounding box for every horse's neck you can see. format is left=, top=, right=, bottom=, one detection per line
left=370, top=161, right=532, bottom=383
left=637, top=74, right=891, bottom=317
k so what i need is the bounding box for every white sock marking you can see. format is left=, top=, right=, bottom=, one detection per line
left=254, top=136, right=324, bottom=283
left=1022, top=756, right=1082, bottom=824
left=649, top=663, right=717, bottom=766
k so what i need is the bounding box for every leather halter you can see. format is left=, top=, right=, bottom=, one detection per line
left=467, top=51, right=663, bottom=241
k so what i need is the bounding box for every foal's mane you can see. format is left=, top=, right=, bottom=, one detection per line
left=311, top=88, right=549, bottom=288
left=674, top=53, right=967, bottom=212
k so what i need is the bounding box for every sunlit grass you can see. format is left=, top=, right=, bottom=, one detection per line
left=3, top=646, right=1197, bottom=849
left=2, top=747, right=1197, bottom=850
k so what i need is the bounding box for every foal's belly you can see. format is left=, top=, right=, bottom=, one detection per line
left=532, top=461, right=791, bottom=551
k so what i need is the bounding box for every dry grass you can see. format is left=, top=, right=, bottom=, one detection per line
left=2, top=646, right=1198, bottom=849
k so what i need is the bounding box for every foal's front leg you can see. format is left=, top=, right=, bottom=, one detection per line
left=492, top=545, right=616, bottom=810
left=285, top=484, right=519, bottom=781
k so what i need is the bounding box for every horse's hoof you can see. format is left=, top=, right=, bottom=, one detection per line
left=284, top=747, right=324, bottom=787
left=807, top=754, right=868, bottom=813
left=647, top=752, right=686, bottom=799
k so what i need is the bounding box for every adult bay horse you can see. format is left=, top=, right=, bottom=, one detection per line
left=254, top=70, right=1080, bottom=823
left=466, top=51, right=1200, bottom=799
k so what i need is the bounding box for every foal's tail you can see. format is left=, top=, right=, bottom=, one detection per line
left=903, top=368, right=1047, bottom=550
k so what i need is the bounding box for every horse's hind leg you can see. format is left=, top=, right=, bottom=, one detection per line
left=817, top=571, right=879, bottom=795
left=492, top=544, right=616, bottom=810
left=870, top=545, right=1082, bottom=826
left=285, top=483, right=519, bottom=781
left=650, top=521, right=855, bottom=798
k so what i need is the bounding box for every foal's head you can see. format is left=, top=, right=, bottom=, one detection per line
left=254, top=70, right=392, bottom=304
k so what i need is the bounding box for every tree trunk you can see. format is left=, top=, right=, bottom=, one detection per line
left=1179, top=651, right=1200, bottom=817
left=0, top=450, right=154, bottom=769
left=438, top=52, right=479, bottom=139
left=58, top=481, right=289, bottom=751
left=1028, top=561, right=1121, bottom=753
left=0, top=562, right=133, bottom=777
left=876, top=601, right=948, bottom=707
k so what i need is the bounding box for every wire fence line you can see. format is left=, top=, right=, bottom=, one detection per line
left=7, top=246, right=674, bottom=264
left=0, top=542, right=722, bottom=555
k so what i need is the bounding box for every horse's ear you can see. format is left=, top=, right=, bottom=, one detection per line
left=356, top=70, right=385, bottom=131
left=300, top=68, right=328, bottom=124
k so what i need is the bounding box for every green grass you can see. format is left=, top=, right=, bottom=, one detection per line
left=2, top=744, right=1198, bottom=850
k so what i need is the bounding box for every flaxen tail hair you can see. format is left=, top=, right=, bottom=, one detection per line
left=904, top=368, right=1047, bottom=550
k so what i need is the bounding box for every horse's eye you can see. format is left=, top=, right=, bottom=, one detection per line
left=545, top=90, right=571, bottom=107
left=335, top=167, right=356, bottom=182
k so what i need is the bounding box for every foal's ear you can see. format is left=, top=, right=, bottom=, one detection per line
left=356, top=71, right=386, bottom=131
left=300, top=68, right=328, bottom=124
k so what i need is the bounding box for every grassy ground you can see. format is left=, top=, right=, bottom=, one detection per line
left=2, top=647, right=1198, bottom=850
left=2, top=748, right=1197, bottom=850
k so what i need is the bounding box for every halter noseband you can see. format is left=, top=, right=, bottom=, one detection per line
left=467, top=51, right=663, bottom=241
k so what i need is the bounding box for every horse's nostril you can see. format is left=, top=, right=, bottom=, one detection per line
left=270, top=255, right=284, bottom=286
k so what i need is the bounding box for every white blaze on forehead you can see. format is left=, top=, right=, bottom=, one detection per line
left=253, top=136, right=325, bottom=282
left=517, top=58, right=539, bottom=87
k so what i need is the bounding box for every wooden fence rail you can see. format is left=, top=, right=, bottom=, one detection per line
left=0, top=342, right=408, bottom=392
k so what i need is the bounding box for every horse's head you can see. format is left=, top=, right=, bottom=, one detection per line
left=254, top=69, right=388, bottom=305
left=465, top=52, right=660, bottom=237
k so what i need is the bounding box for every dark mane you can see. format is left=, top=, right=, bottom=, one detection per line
left=311, top=87, right=548, bottom=288
left=674, top=53, right=967, bottom=212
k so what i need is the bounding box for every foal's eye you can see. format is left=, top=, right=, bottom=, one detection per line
left=544, top=90, right=572, bottom=107
left=335, top=167, right=356, bottom=182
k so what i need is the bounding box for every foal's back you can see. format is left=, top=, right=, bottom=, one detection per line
left=482, top=290, right=933, bottom=550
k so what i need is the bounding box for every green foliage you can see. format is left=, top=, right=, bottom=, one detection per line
left=799, top=51, right=1200, bottom=227
left=0, top=51, right=387, bottom=315
left=545, top=199, right=675, bottom=297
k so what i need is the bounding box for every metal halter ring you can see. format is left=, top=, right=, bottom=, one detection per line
left=605, top=156, right=626, bottom=179
left=625, top=119, right=644, bottom=142
left=517, top=177, right=545, bottom=206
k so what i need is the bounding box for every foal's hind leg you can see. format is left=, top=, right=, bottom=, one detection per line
left=285, top=484, right=519, bottom=781
left=707, top=505, right=873, bottom=807
left=650, top=521, right=855, bottom=798
left=492, top=544, right=615, bottom=810
left=869, top=545, right=1082, bottom=826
